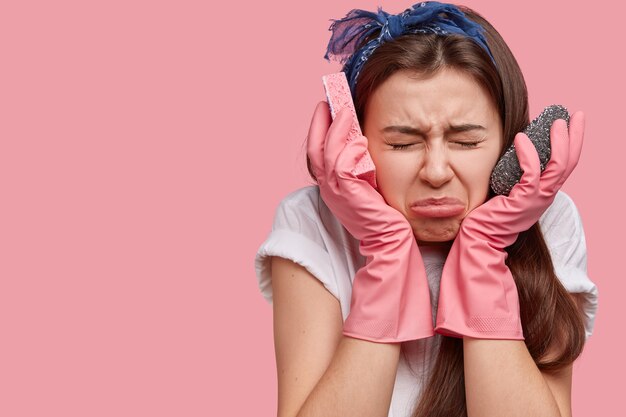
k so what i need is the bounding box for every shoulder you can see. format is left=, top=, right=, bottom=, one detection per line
left=256, top=186, right=356, bottom=308
left=272, top=185, right=352, bottom=250
left=259, top=185, right=333, bottom=271
left=539, top=191, right=582, bottom=236
left=539, top=191, right=598, bottom=340
left=278, top=185, right=320, bottom=207
left=273, top=185, right=323, bottom=227
left=539, top=191, right=585, bottom=261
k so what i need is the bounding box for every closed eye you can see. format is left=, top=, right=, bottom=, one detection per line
left=456, top=141, right=482, bottom=148
left=387, top=140, right=483, bottom=150
left=384, top=139, right=424, bottom=150
left=389, top=143, right=413, bottom=150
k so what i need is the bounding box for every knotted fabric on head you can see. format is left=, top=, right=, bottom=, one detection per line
left=324, top=1, right=495, bottom=94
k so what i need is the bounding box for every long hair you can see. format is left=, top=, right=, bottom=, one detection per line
left=306, top=6, right=586, bottom=416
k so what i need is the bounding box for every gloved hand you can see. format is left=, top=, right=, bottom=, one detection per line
left=307, top=101, right=434, bottom=343
left=434, top=112, right=585, bottom=340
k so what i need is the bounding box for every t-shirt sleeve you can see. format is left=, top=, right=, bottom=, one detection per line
left=254, top=187, right=340, bottom=305
left=539, top=191, right=599, bottom=340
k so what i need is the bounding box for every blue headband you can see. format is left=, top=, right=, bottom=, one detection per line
left=324, top=1, right=496, bottom=93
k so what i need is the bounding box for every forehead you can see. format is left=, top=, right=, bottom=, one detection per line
left=365, top=68, right=498, bottom=126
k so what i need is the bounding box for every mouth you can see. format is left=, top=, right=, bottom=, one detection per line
left=409, top=197, right=465, bottom=218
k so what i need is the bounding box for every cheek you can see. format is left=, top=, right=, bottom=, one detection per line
left=453, top=150, right=499, bottom=209
left=370, top=152, right=416, bottom=205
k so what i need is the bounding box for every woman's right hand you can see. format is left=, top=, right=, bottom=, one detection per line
left=307, top=101, right=434, bottom=342
left=307, top=101, right=410, bottom=245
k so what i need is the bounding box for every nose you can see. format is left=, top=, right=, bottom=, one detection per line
left=418, top=144, right=454, bottom=188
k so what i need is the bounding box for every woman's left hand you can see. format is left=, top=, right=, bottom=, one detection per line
left=434, top=112, right=584, bottom=340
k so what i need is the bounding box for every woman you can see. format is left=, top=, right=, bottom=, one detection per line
left=255, top=2, right=598, bottom=416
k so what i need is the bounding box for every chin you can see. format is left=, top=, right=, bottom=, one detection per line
left=411, top=219, right=461, bottom=243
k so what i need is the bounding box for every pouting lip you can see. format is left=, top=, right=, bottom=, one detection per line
left=409, top=197, right=464, bottom=207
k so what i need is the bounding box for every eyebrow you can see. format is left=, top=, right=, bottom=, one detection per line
left=381, top=124, right=486, bottom=135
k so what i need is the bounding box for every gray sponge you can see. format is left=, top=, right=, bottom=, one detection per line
left=490, top=105, right=570, bottom=196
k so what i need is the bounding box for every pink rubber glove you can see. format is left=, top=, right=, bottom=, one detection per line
left=307, top=101, right=434, bottom=343
left=434, top=113, right=585, bottom=340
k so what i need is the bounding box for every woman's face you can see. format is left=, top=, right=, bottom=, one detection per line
left=363, top=68, right=503, bottom=245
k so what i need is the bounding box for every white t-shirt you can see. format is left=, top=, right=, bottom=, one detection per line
left=254, top=185, right=598, bottom=417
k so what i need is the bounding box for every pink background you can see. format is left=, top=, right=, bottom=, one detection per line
left=0, top=0, right=621, bottom=415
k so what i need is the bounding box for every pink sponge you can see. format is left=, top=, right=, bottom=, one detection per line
left=322, top=72, right=377, bottom=189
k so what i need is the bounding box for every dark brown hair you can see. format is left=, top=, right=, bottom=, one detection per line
left=306, top=6, right=586, bottom=416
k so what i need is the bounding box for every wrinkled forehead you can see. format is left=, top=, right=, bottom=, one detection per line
left=363, top=68, right=500, bottom=130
